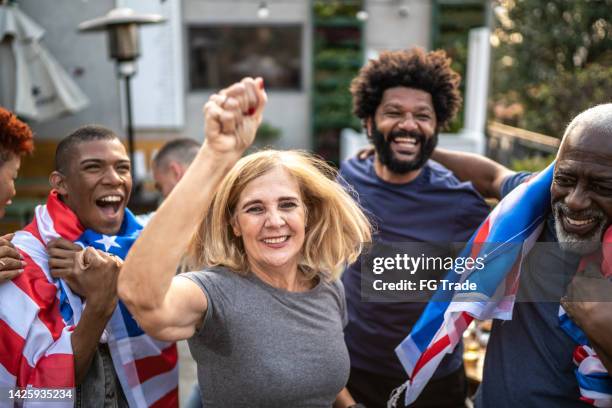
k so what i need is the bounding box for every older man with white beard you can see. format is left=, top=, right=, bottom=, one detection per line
left=432, top=104, right=612, bottom=407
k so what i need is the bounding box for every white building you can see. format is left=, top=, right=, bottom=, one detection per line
left=11, top=0, right=490, bottom=188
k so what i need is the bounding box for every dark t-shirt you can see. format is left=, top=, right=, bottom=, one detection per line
left=476, top=172, right=589, bottom=408
left=339, top=156, right=490, bottom=379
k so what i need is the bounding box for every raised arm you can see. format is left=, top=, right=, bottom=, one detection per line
left=118, top=77, right=267, bottom=342
left=432, top=148, right=515, bottom=200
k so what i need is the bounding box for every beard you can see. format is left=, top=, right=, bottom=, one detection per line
left=370, top=121, right=438, bottom=174
left=552, top=201, right=608, bottom=255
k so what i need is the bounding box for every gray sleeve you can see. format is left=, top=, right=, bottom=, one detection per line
left=178, top=270, right=234, bottom=339
left=332, top=279, right=349, bottom=328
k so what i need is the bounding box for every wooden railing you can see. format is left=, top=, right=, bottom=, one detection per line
left=486, top=121, right=560, bottom=166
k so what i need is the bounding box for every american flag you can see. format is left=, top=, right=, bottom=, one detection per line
left=1, top=191, right=178, bottom=407
left=390, top=162, right=612, bottom=407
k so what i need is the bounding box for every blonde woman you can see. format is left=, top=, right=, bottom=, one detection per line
left=118, top=77, right=371, bottom=407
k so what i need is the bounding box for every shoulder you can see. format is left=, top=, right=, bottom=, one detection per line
left=11, top=231, right=59, bottom=304
left=340, top=156, right=367, bottom=172
left=180, top=266, right=243, bottom=294
left=320, top=277, right=346, bottom=307
left=500, top=172, right=533, bottom=198
left=325, top=278, right=348, bottom=326
left=328, top=278, right=346, bottom=298
left=425, top=160, right=486, bottom=202
left=424, top=161, right=490, bottom=231
left=339, top=156, right=372, bottom=181
left=426, top=160, right=467, bottom=186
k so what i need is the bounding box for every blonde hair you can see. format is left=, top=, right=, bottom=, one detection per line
left=185, top=150, right=371, bottom=281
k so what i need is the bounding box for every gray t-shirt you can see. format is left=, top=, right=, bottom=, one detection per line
left=180, top=266, right=350, bottom=408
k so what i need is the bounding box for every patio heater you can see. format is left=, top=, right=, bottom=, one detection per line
left=78, top=8, right=165, bottom=188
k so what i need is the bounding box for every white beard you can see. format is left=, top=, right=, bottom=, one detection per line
left=553, top=202, right=607, bottom=255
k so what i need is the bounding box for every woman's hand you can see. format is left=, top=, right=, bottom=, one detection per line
left=202, top=77, right=267, bottom=159
left=0, top=233, right=25, bottom=283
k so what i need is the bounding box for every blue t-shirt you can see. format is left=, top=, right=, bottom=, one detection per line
left=339, top=156, right=490, bottom=379
left=476, top=172, right=589, bottom=407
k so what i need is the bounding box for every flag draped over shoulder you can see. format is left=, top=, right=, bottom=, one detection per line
left=0, top=191, right=178, bottom=407
left=390, top=163, right=612, bottom=408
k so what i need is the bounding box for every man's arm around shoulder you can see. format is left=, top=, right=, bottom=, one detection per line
left=432, top=148, right=515, bottom=200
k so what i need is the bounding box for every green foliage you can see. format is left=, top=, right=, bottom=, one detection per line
left=313, top=1, right=361, bottom=19
left=433, top=2, right=487, bottom=133
left=255, top=122, right=281, bottom=146
left=510, top=154, right=555, bottom=172
left=491, top=0, right=612, bottom=137
left=520, top=63, right=612, bottom=137
left=314, top=48, right=362, bottom=70
left=312, top=2, right=363, bottom=164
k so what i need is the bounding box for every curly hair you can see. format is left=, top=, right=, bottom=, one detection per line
left=350, top=47, right=462, bottom=130
left=0, top=107, right=34, bottom=164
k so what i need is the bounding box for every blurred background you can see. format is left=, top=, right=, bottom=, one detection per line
left=1, top=1, right=609, bottom=404
left=1, top=0, right=610, bottom=225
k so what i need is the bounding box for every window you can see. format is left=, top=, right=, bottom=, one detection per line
left=188, top=25, right=303, bottom=91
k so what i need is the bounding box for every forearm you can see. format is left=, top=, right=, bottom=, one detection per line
left=582, top=312, right=612, bottom=374
left=592, top=342, right=612, bottom=374
left=119, top=147, right=237, bottom=320
left=71, top=302, right=115, bottom=384
left=333, top=387, right=356, bottom=408
left=432, top=148, right=513, bottom=199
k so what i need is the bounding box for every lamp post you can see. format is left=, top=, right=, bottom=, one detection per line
left=78, top=8, right=165, bottom=186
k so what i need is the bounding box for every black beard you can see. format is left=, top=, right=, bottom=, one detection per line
left=370, top=121, right=438, bottom=174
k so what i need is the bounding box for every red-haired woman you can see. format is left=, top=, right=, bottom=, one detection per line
left=0, top=106, right=34, bottom=283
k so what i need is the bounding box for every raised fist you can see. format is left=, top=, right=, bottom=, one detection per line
left=49, top=238, right=122, bottom=312
left=203, top=77, right=267, bottom=158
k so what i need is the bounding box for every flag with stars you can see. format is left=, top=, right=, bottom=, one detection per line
left=76, top=195, right=178, bottom=408
left=3, top=191, right=178, bottom=407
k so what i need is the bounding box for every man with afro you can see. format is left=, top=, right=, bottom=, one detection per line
left=339, top=48, right=490, bottom=407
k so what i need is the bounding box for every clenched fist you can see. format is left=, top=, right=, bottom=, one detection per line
left=203, top=77, right=267, bottom=158
left=48, top=238, right=122, bottom=314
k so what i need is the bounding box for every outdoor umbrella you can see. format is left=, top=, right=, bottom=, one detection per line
left=0, top=2, right=88, bottom=121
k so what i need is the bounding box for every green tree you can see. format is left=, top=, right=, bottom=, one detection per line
left=491, top=0, right=612, bottom=137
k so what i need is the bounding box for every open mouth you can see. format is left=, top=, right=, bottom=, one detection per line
left=561, top=214, right=600, bottom=236
left=391, top=136, right=420, bottom=156
left=553, top=201, right=605, bottom=238
left=95, top=194, right=124, bottom=218
left=261, top=235, right=290, bottom=246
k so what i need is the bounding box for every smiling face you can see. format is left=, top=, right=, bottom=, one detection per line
left=552, top=122, right=612, bottom=254
left=368, top=87, right=438, bottom=174
left=231, top=166, right=306, bottom=276
left=52, top=139, right=132, bottom=235
left=0, top=154, right=20, bottom=218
